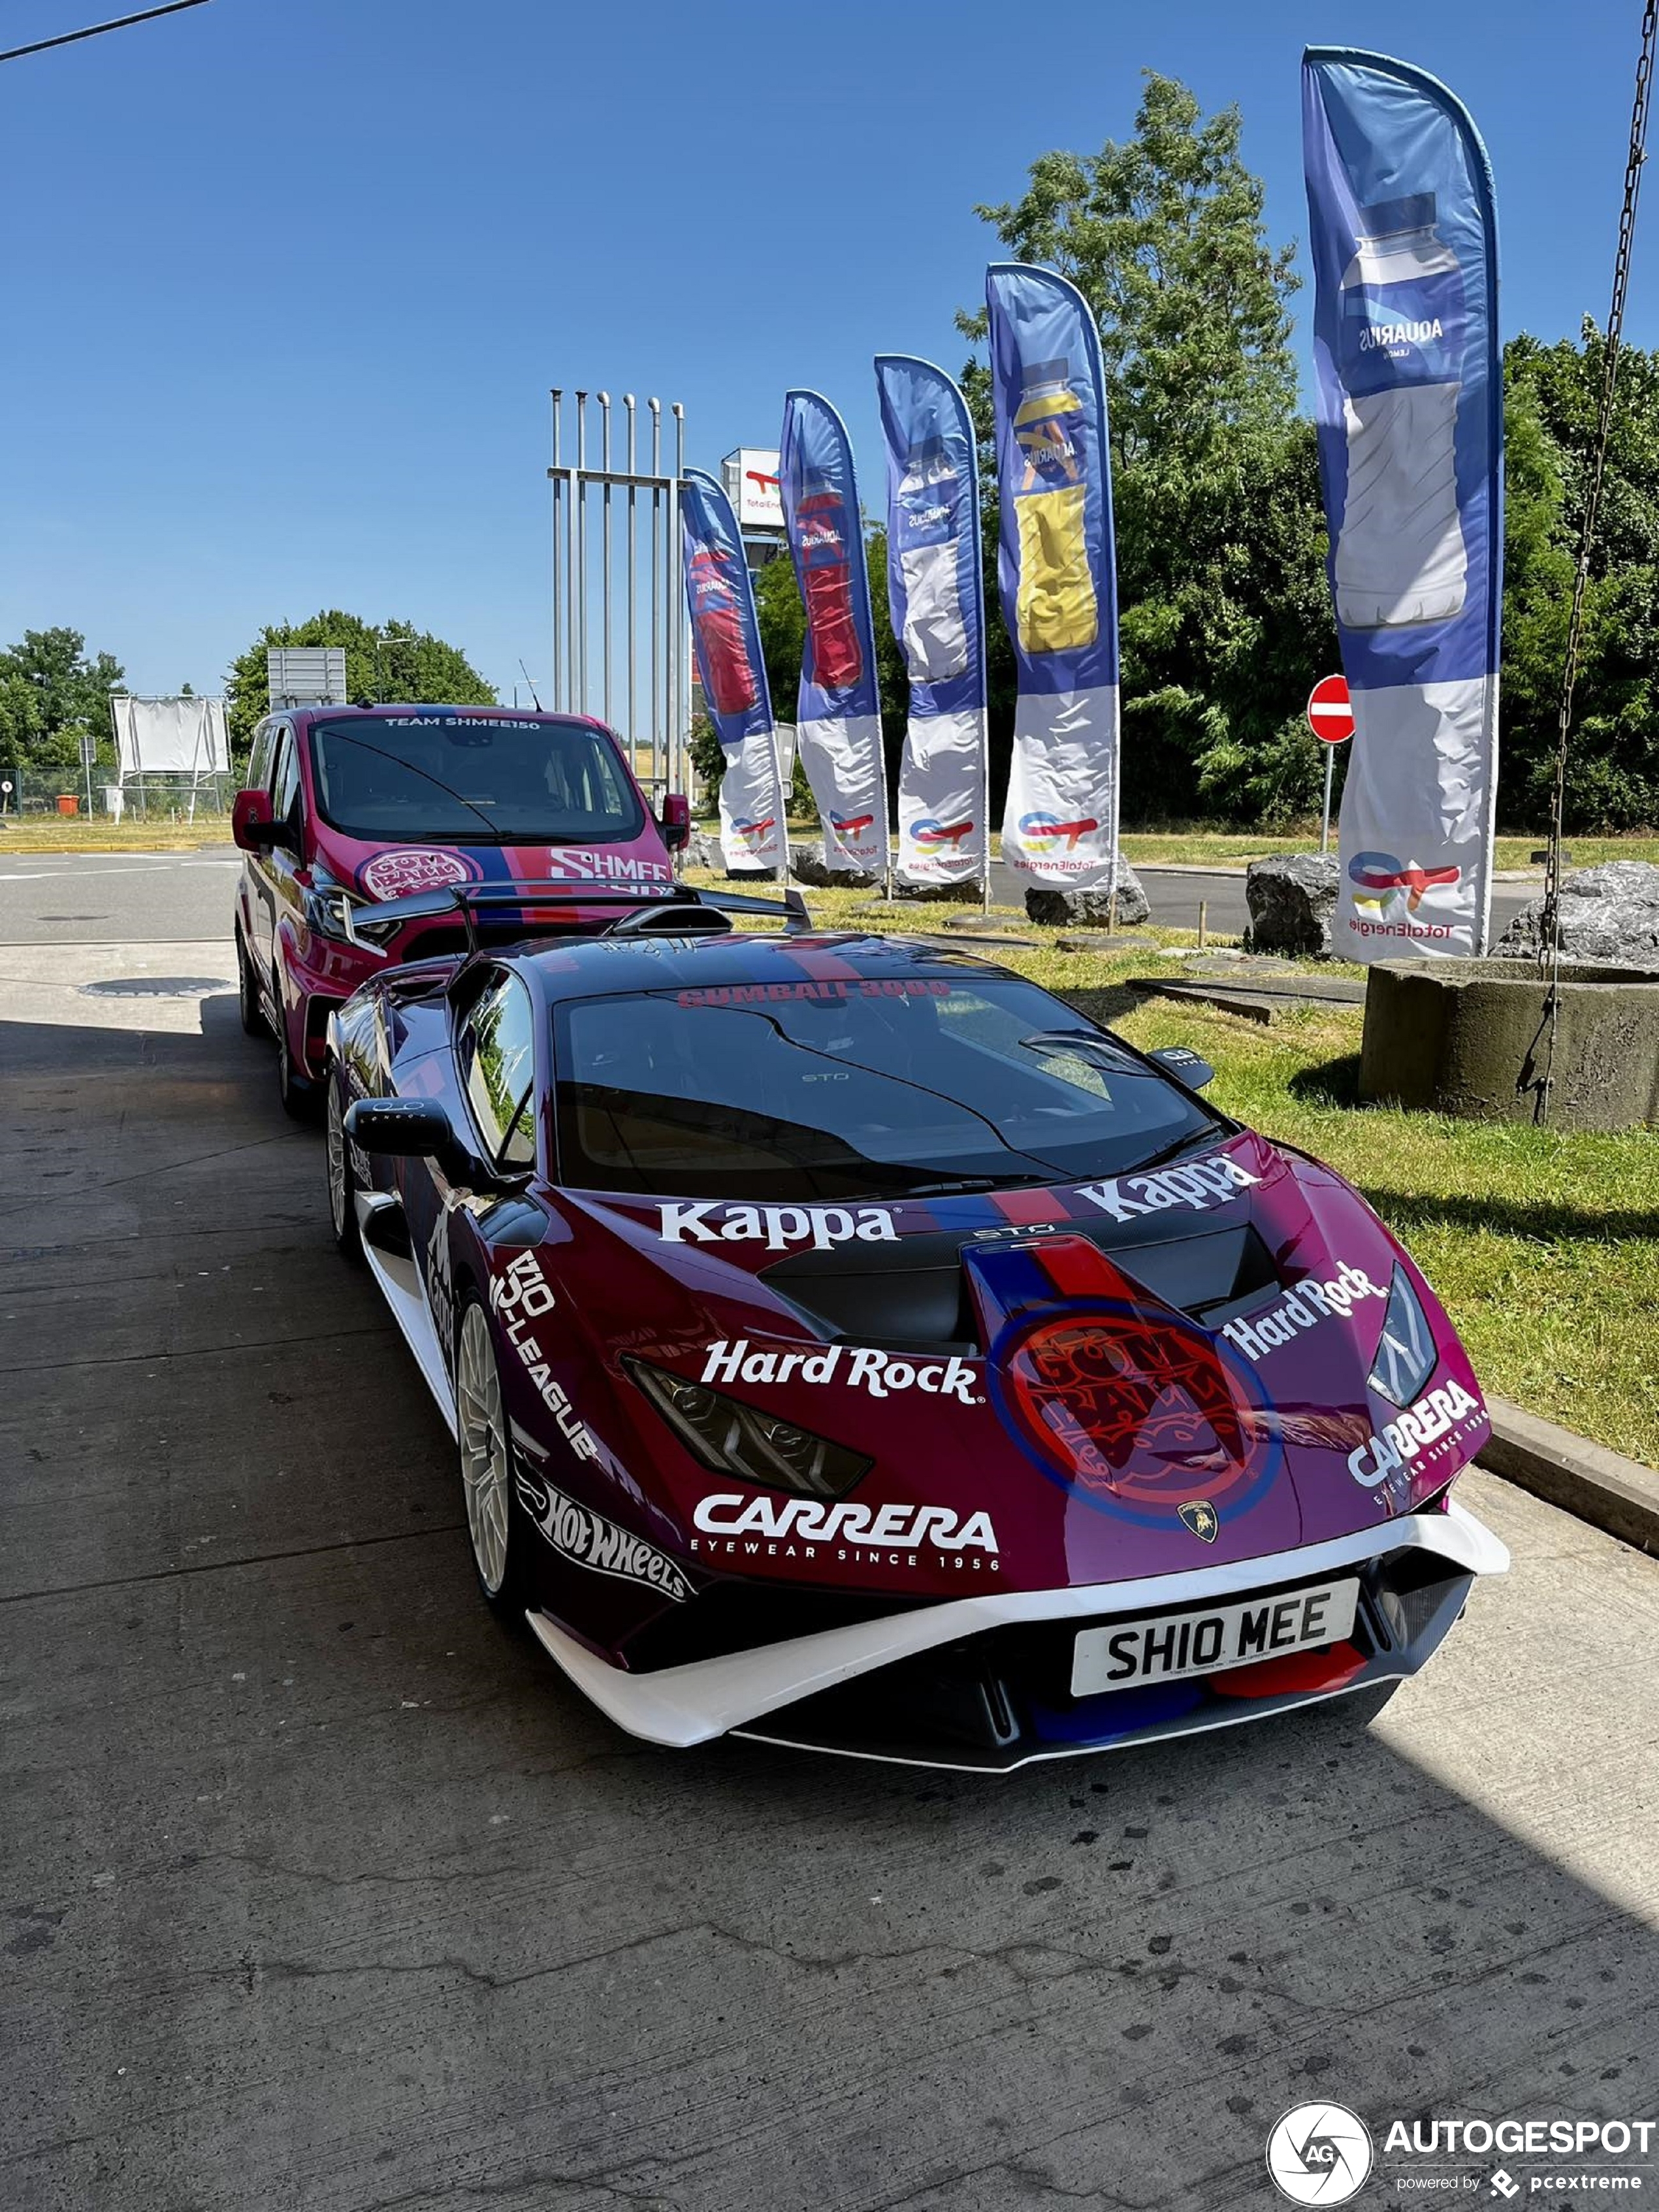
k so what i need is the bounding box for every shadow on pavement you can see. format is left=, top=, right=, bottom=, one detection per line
left=2, top=993, right=1656, bottom=2212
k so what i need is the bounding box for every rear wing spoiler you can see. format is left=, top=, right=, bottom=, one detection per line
left=342, top=877, right=813, bottom=956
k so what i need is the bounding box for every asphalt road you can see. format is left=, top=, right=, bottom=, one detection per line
left=0, top=845, right=1539, bottom=945
left=2, top=898, right=1656, bottom=2211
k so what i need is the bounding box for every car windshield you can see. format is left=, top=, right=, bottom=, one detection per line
left=553, top=973, right=1225, bottom=1200
left=307, top=715, right=644, bottom=843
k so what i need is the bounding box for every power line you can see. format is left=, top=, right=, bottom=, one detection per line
left=0, top=0, right=212, bottom=65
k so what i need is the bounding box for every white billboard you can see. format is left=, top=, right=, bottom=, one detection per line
left=110, top=696, right=230, bottom=777
left=722, top=448, right=783, bottom=532
left=267, top=645, right=347, bottom=709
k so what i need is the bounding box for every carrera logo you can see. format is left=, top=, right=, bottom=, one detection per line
left=1221, top=1263, right=1385, bottom=1362
left=515, top=1471, right=690, bottom=1601
left=658, top=1201, right=898, bottom=1250
left=1347, top=1378, right=1482, bottom=1490
left=1072, top=1152, right=1259, bottom=1225
left=701, top=1339, right=981, bottom=1404
left=692, top=1493, right=997, bottom=1553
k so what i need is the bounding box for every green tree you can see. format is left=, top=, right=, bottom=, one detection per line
left=958, top=73, right=1328, bottom=824
left=0, top=627, right=125, bottom=777
left=225, top=610, right=496, bottom=762
left=1499, top=324, right=1659, bottom=830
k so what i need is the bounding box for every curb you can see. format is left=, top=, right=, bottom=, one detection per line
left=1478, top=1395, right=1659, bottom=1556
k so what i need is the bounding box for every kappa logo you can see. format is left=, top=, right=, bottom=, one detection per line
left=701, top=1339, right=981, bottom=1405
left=657, top=1201, right=898, bottom=1251
left=1018, top=811, right=1098, bottom=854
left=1072, top=1151, right=1259, bottom=1225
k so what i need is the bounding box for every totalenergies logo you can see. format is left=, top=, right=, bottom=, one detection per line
left=733, top=815, right=775, bottom=846
left=830, top=811, right=875, bottom=839
left=1019, top=811, right=1098, bottom=854
left=911, top=817, right=974, bottom=851
left=1348, top=851, right=1461, bottom=915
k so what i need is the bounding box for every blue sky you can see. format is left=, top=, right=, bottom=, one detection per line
left=0, top=0, right=1644, bottom=702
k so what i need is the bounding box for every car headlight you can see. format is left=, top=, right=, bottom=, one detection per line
left=624, top=1355, right=870, bottom=1499
left=302, top=883, right=364, bottom=945
left=1368, top=1264, right=1439, bottom=1408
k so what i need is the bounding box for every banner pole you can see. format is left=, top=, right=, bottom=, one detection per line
left=1320, top=745, right=1334, bottom=853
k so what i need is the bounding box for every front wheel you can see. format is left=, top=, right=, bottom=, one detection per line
left=325, top=1069, right=362, bottom=1260
left=276, top=1003, right=317, bottom=1122
left=455, top=1297, right=531, bottom=1621
left=236, top=926, right=266, bottom=1037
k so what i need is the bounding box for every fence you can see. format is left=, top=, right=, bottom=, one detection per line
left=0, top=768, right=236, bottom=822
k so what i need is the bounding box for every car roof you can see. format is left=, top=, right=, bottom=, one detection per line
left=502, top=928, right=1018, bottom=1005
left=284, top=702, right=615, bottom=732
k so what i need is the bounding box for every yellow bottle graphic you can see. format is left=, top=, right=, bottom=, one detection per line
left=1012, top=357, right=1098, bottom=654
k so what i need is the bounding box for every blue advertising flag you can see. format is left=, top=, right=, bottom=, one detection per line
left=985, top=263, right=1122, bottom=894
left=779, top=391, right=889, bottom=879
left=875, top=354, right=989, bottom=889
left=1302, top=48, right=1502, bottom=960
left=679, top=468, right=789, bottom=872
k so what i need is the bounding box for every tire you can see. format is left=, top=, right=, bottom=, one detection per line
left=455, top=1295, right=532, bottom=1621
left=276, top=1003, right=318, bottom=1122
left=236, top=926, right=266, bottom=1038
left=325, top=1067, right=362, bottom=1260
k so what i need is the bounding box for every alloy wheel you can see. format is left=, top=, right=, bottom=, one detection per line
left=457, top=1302, right=511, bottom=1597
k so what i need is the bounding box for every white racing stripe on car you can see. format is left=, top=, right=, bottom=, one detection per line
left=524, top=1499, right=1509, bottom=1748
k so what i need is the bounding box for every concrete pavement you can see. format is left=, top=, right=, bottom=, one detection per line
left=2, top=932, right=1657, bottom=2212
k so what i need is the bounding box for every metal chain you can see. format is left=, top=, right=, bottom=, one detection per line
left=1538, top=0, right=1657, bottom=1118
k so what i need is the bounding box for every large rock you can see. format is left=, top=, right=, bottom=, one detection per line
left=894, top=878, right=986, bottom=904
left=1494, top=861, right=1659, bottom=969
left=683, top=830, right=724, bottom=871
left=787, top=841, right=880, bottom=891
left=1023, top=860, right=1149, bottom=929
left=1244, top=853, right=1340, bottom=956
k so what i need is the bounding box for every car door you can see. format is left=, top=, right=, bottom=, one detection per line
left=410, top=968, right=540, bottom=1372
left=253, top=724, right=303, bottom=996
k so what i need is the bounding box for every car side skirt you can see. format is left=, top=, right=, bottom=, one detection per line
left=356, top=1192, right=458, bottom=1436
left=524, top=1498, right=1508, bottom=1751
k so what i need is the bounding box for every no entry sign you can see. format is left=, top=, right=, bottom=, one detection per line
left=1306, top=674, right=1354, bottom=744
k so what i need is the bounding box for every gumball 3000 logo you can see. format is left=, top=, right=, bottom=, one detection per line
left=990, top=1301, right=1276, bottom=1527
left=359, top=849, right=477, bottom=900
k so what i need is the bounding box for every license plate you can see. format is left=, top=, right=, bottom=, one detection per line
left=1071, top=1579, right=1360, bottom=1696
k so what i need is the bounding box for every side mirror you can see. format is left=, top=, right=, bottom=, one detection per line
left=344, top=1097, right=456, bottom=1158
left=659, top=791, right=691, bottom=851
left=232, top=788, right=291, bottom=853
left=344, top=1096, right=503, bottom=1189
left=1150, top=1045, right=1216, bottom=1091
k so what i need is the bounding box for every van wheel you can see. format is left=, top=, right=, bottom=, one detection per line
left=277, top=1009, right=317, bottom=1122
left=236, top=928, right=266, bottom=1037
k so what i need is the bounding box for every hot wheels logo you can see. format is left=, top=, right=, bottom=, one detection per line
left=1018, top=811, right=1098, bottom=854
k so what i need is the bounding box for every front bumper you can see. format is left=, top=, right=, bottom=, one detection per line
left=526, top=1499, right=1508, bottom=1768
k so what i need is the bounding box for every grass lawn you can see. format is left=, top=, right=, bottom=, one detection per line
left=688, top=869, right=1659, bottom=1467
left=0, top=814, right=233, bottom=853
left=1121, top=832, right=1659, bottom=870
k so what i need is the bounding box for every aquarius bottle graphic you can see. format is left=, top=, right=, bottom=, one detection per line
left=688, top=549, right=757, bottom=716
left=1011, top=357, right=1098, bottom=655
left=1334, top=193, right=1468, bottom=629
left=896, top=436, right=969, bottom=683
left=797, top=472, right=864, bottom=691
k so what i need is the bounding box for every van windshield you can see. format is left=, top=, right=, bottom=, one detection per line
left=308, top=715, right=645, bottom=844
